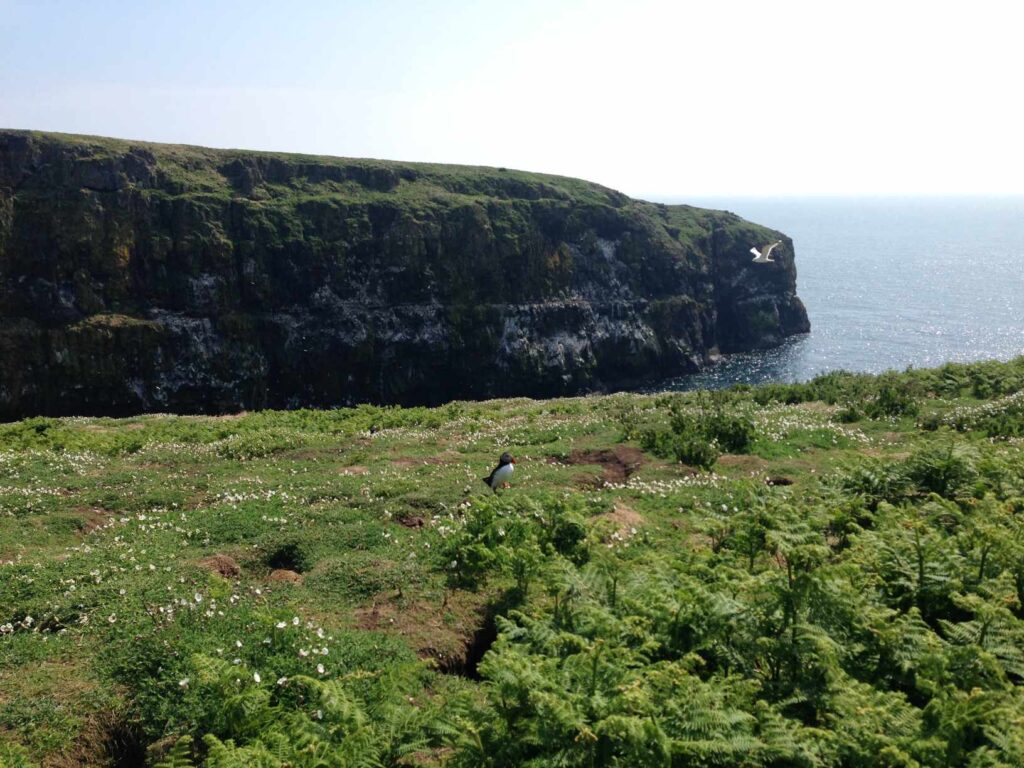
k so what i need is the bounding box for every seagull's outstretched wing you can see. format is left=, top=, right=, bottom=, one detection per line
left=749, top=246, right=762, bottom=259
left=764, top=241, right=782, bottom=259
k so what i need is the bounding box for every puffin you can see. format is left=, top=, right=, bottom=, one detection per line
left=750, top=240, right=782, bottom=263
left=483, top=452, right=516, bottom=492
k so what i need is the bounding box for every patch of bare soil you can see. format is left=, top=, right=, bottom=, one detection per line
left=765, top=476, right=794, bottom=487
left=687, top=531, right=716, bottom=551
left=717, top=454, right=770, bottom=473
left=268, top=568, right=303, bottom=583
left=390, top=451, right=462, bottom=469
left=280, top=448, right=336, bottom=461
left=338, top=465, right=370, bottom=475
left=76, top=507, right=113, bottom=535
left=198, top=554, right=241, bottom=578
left=594, top=502, right=644, bottom=539
left=863, top=447, right=911, bottom=460
left=405, top=748, right=455, bottom=767
left=552, top=445, right=645, bottom=486
left=356, top=590, right=496, bottom=677
left=599, top=502, right=644, bottom=528
left=396, top=514, right=425, bottom=529
left=390, top=457, right=422, bottom=468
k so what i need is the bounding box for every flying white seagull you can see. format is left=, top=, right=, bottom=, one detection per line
left=750, top=241, right=782, bottom=263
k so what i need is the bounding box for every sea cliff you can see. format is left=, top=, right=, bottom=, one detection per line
left=0, top=130, right=808, bottom=418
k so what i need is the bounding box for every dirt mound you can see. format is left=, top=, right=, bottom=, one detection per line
left=198, top=554, right=241, bottom=578
left=594, top=502, right=644, bottom=540
left=390, top=457, right=423, bottom=468
left=602, top=502, right=643, bottom=528
left=552, top=445, right=645, bottom=486
left=268, top=568, right=303, bottom=583
left=77, top=508, right=112, bottom=535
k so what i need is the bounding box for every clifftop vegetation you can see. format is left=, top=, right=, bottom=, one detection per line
left=2, top=356, right=1024, bottom=766
left=0, top=128, right=752, bottom=270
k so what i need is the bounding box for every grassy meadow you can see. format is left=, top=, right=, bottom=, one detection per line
left=2, top=358, right=1024, bottom=767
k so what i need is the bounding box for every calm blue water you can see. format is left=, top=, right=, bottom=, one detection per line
left=654, top=196, right=1024, bottom=389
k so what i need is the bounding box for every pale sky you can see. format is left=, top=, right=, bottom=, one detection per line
left=2, top=0, right=1021, bottom=197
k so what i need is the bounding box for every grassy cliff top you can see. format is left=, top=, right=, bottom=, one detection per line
left=2, top=356, right=1024, bottom=765
left=0, top=128, right=757, bottom=244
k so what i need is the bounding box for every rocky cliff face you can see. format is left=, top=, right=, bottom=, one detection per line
left=0, top=130, right=808, bottom=419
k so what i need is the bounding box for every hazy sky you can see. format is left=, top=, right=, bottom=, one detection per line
left=2, top=0, right=1021, bottom=197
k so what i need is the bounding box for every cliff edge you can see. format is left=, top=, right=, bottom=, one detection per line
left=0, top=130, right=808, bottom=419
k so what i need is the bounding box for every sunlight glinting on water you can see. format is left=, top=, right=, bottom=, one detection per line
left=657, top=196, right=1024, bottom=391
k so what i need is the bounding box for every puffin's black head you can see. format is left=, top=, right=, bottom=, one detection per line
left=499, top=452, right=515, bottom=465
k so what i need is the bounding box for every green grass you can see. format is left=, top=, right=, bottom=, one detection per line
left=2, top=358, right=1024, bottom=765
left=2, top=128, right=754, bottom=258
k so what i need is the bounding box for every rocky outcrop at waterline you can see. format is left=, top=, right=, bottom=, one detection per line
left=0, top=129, right=808, bottom=419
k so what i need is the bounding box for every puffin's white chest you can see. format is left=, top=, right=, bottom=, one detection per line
left=491, top=462, right=514, bottom=487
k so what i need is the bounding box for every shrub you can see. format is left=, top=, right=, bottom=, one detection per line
left=835, top=403, right=863, bottom=423
left=440, top=493, right=593, bottom=593
left=703, top=411, right=755, bottom=453
left=942, top=392, right=1024, bottom=439
left=672, top=435, right=721, bottom=469
left=214, top=428, right=304, bottom=460
left=615, top=403, right=645, bottom=441
left=832, top=460, right=910, bottom=512
left=639, top=428, right=719, bottom=470
left=905, top=445, right=977, bottom=500
left=866, top=379, right=920, bottom=419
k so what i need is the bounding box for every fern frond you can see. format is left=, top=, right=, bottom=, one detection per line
left=153, top=736, right=194, bottom=768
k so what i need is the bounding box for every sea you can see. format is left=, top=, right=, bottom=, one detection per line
left=652, top=196, right=1024, bottom=390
